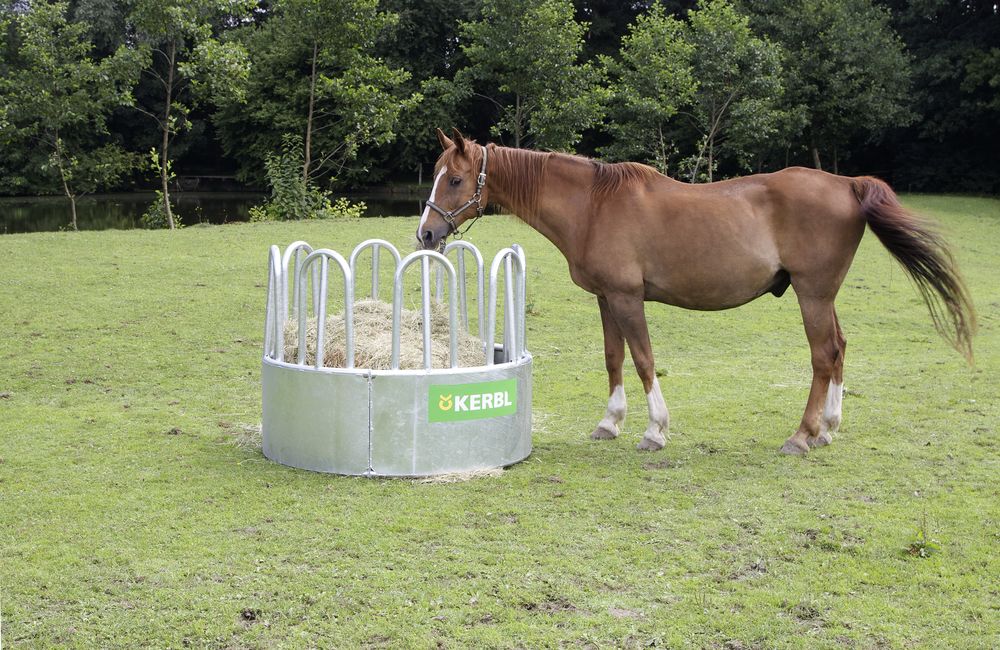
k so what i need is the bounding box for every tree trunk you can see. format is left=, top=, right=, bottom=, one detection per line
left=833, top=144, right=839, bottom=175
left=656, top=124, right=669, bottom=174
left=514, top=94, right=523, bottom=149
left=303, top=41, right=318, bottom=183
left=707, top=134, right=714, bottom=183
left=161, top=40, right=177, bottom=230
left=60, top=174, right=78, bottom=233
left=810, top=132, right=822, bottom=171
left=54, top=141, right=78, bottom=232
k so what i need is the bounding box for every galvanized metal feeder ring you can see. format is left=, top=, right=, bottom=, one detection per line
left=261, top=239, right=532, bottom=477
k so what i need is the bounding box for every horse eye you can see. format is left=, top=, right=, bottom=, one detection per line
left=450, top=177, right=462, bottom=186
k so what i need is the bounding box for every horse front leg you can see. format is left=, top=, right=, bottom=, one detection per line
left=592, top=296, right=627, bottom=440
left=605, top=292, right=670, bottom=451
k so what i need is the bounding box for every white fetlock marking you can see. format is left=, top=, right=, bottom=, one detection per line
left=597, top=384, right=626, bottom=437
left=822, top=381, right=843, bottom=433
left=597, top=384, right=626, bottom=430
left=643, top=377, right=669, bottom=445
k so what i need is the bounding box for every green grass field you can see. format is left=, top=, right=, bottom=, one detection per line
left=1, top=196, right=998, bottom=648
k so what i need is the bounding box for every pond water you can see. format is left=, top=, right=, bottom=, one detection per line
left=0, top=192, right=425, bottom=234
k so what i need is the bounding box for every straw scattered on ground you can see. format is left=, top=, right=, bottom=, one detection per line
left=283, top=298, right=486, bottom=369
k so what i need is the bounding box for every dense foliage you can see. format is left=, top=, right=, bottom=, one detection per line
left=1, top=0, right=998, bottom=212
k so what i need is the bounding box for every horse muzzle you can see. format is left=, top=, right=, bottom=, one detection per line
left=418, top=222, right=452, bottom=250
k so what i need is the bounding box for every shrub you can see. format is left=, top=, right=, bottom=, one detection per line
left=251, top=134, right=366, bottom=221
left=140, top=191, right=183, bottom=229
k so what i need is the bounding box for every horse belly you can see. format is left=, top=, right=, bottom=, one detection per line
left=642, top=238, right=782, bottom=310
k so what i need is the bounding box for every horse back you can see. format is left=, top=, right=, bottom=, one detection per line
left=580, top=167, right=866, bottom=309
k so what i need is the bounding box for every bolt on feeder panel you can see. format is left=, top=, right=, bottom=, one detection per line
left=261, top=239, right=532, bottom=476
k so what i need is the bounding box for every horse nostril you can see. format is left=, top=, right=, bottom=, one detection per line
left=422, top=230, right=434, bottom=244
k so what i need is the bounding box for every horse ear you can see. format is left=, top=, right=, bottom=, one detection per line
left=436, top=128, right=454, bottom=151
left=451, top=127, right=467, bottom=154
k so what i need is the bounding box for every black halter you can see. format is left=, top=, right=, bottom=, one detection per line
left=425, top=145, right=488, bottom=240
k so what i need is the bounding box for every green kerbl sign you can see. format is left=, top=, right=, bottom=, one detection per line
left=428, top=378, right=518, bottom=422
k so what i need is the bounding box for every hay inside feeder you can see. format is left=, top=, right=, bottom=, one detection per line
left=283, top=299, right=486, bottom=370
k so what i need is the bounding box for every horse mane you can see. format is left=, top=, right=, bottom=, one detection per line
left=486, top=145, right=548, bottom=220
left=591, top=160, right=659, bottom=201
left=451, top=144, right=659, bottom=220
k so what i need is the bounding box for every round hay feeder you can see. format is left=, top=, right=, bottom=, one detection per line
left=261, top=239, right=532, bottom=476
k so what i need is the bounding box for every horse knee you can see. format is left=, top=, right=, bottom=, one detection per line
left=811, top=341, right=839, bottom=375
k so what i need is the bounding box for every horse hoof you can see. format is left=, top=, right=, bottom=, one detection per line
left=637, top=436, right=665, bottom=452
left=779, top=439, right=809, bottom=456
left=590, top=424, right=619, bottom=440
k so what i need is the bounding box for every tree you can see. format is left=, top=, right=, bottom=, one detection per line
left=457, top=0, right=608, bottom=150
left=0, top=2, right=139, bottom=229
left=213, top=0, right=417, bottom=191
left=600, top=2, right=696, bottom=173
left=575, top=0, right=664, bottom=60
left=127, top=0, right=253, bottom=229
left=375, top=0, right=477, bottom=181
left=876, top=0, right=1000, bottom=192
left=743, top=0, right=913, bottom=172
left=682, top=0, right=784, bottom=181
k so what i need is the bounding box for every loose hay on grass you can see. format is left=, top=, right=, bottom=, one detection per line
left=283, top=299, right=486, bottom=370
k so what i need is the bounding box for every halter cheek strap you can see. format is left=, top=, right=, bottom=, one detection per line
left=425, top=145, right=488, bottom=240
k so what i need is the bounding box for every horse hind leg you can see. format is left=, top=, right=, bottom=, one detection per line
left=592, top=297, right=627, bottom=440
left=815, top=310, right=847, bottom=447
left=781, top=296, right=842, bottom=455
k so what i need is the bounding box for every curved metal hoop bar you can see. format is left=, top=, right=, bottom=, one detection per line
left=297, top=249, right=354, bottom=369
left=440, top=241, right=485, bottom=340
left=392, top=250, right=458, bottom=370
left=511, top=244, right=528, bottom=357
left=280, top=241, right=315, bottom=322
left=486, top=248, right=526, bottom=366
left=264, top=245, right=283, bottom=361
left=349, top=239, right=402, bottom=301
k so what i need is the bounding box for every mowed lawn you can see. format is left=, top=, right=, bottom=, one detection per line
left=1, top=195, right=998, bottom=648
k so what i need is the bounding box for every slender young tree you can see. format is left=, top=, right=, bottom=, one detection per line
left=213, top=0, right=416, bottom=190
left=683, top=0, right=784, bottom=182
left=600, top=2, right=696, bottom=173
left=0, top=2, right=139, bottom=230
left=457, top=0, right=608, bottom=150
left=127, top=0, right=253, bottom=229
left=743, top=0, right=913, bottom=172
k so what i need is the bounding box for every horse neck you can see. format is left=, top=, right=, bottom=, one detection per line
left=486, top=145, right=591, bottom=261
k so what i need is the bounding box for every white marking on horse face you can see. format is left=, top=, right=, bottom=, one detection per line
left=599, top=384, right=626, bottom=428
left=644, top=377, right=670, bottom=443
left=418, top=167, right=448, bottom=237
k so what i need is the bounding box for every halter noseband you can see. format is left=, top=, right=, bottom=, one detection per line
left=425, top=145, right=488, bottom=240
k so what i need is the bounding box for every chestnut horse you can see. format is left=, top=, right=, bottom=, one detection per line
left=418, top=128, right=976, bottom=455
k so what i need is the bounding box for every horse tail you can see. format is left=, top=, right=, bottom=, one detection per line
left=852, top=176, right=977, bottom=362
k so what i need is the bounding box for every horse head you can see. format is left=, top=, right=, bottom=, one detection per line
left=417, top=127, right=488, bottom=250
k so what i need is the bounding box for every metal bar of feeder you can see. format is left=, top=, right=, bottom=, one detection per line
left=503, top=255, right=514, bottom=363
left=265, top=245, right=282, bottom=360
left=299, top=249, right=355, bottom=369
left=349, top=239, right=401, bottom=301
left=457, top=250, right=467, bottom=330
left=444, top=241, right=484, bottom=340
left=316, top=257, right=329, bottom=368
left=281, top=241, right=313, bottom=321
left=392, top=250, right=458, bottom=370
left=486, top=248, right=515, bottom=366
left=512, top=244, right=527, bottom=359
left=421, top=256, right=432, bottom=368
